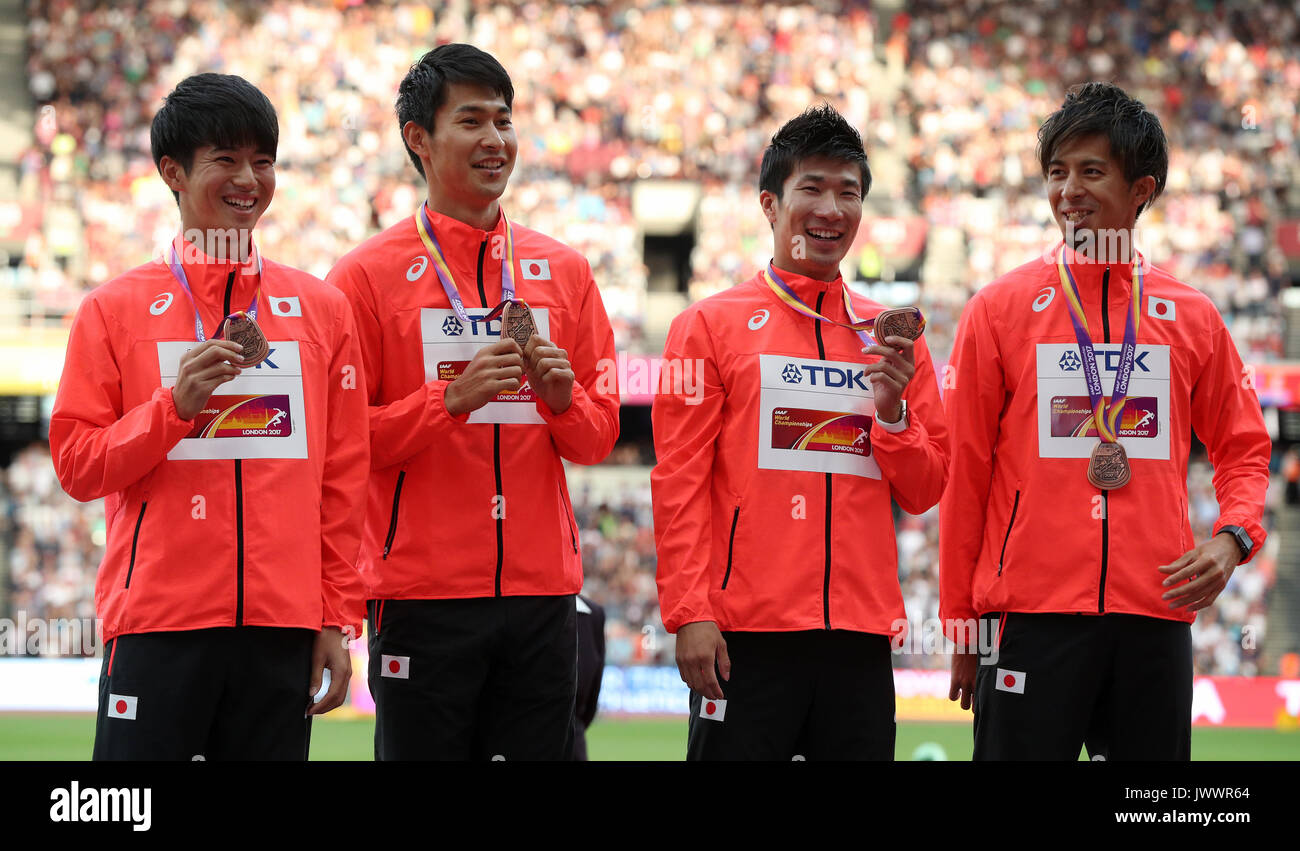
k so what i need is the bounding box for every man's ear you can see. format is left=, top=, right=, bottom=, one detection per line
left=1131, top=175, right=1156, bottom=210
left=402, top=121, right=431, bottom=164
left=759, top=190, right=779, bottom=226
left=158, top=155, right=187, bottom=194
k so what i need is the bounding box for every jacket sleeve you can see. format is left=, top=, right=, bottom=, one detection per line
left=49, top=295, right=194, bottom=502
left=326, top=257, right=466, bottom=471
left=1191, top=316, right=1270, bottom=562
left=870, top=333, right=951, bottom=514
left=318, top=297, right=371, bottom=635
left=651, top=307, right=725, bottom=634
left=535, top=260, right=621, bottom=464
left=938, top=294, right=1005, bottom=642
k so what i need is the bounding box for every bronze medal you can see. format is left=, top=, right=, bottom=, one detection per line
left=873, top=307, right=925, bottom=342
left=1087, top=441, right=1131, bottom=490
left=501, top=299, right=538, bottom=347
left=217, top=311, right=270, bottom=366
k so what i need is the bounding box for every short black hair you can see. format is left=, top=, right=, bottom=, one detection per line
left=150, top=73, right=278, bottom=200
left=1037, top=82, right=1168, bottom=218
left=759, top=104, right=871, bottom=198
left=396, top=43, right=515, bottom=178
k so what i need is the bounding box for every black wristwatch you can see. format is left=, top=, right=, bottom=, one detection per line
left=1217, top=525, right=1254, bottom=564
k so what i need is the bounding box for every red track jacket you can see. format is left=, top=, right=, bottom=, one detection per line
left=653, top=266, right=950, bottom=635
left=50, top=239, right=370, bottom=642
left=939, top=248, right=1270, bottom=635
left=327, top=207, right=619, bottom=600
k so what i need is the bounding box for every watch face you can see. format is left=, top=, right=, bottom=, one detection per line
left=1225, top=527, right=1252, bottom=560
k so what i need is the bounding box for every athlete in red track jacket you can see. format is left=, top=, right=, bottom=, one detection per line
left=327, top=44, right=619, bottom=760
left=327, top=204, right=618, bottom=600
left=49, top=73, right=368, bottom=759
left=938, top=249, right=1268, bottom=627
left=940, top=82, right=1269, bottom=760
left=654, top=270, right=949, bottom=636
left=52, top=241, right=369, bottom=641
left=654, top=106, right=949, bottom=760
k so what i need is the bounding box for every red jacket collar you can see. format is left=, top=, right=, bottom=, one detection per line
left=767, top=262, right=846, bottom=295
left=169, top=233, right=262, bottom=314
left=1056, top=243, right=1139, bottom=297
left=421, top=203, right=508, bottom=244
left=762, top=262, right=853, bottom=322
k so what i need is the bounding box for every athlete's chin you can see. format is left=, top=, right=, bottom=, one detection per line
left=211, top=207, right=267, bottom=233
left=471, top=171, right=513, bottom=195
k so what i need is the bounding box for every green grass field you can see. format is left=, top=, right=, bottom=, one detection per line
left=2, top=714, right=1298, bottom=760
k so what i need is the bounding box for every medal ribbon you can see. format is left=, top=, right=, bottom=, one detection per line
left=415, top=202, right=516, bottom=323
left=762, top=263, right=924, bottom=348
left=1056, top=243, right=1143, bottom=444
left=167, top=238, right=262, bottom=342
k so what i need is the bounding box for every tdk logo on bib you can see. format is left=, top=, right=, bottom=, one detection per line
left=783, top=363, right=869, bottom=391
left=1057, top=347, right=1150, bottom=374
left=435, top=313, right=506, bottom=338
left=1102, top=350, right=1150, bottom=373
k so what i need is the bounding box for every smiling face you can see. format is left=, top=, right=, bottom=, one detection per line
left=406, top=81, right=517, bottom=230
left=1046, top=134, right=1154, bottom=259
left=760, top=155, right=864, bottom=282
left=160, top=144, right=275, bottom=244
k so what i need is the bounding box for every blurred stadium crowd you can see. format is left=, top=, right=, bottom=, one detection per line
left=3, top=0, right=1296, bottom=675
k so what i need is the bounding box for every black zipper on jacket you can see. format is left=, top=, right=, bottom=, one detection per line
left=1099, top=492, right=1109, bottom=613
left=997, top=490, right=1021, bottom=576
left=475, top=238, right=489, bottom=306
left=221, top=269, right=247, bottom=627
left=234, top=461, right=245, bottom=625
left=124, top=502, right=147, bottom=588
left=1100, top=268, right=1111, bottom=341
left=383, top=472, right=406, bottom=559
left=561, top=486, right=578, bottom=554
left=1098, top=267, right=1110, bottom=614
left=721, top=507, right=740, bottom=590
left=478, top=237, right=506, bottom=597
left=814, top=291, right=832, bottom=629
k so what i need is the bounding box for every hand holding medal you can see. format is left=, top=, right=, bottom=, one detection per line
left=172, top=340, right=245, bottom=420
left=165, top=240, right=266, bottom=419
left=215, top=310, right=271, bottom=366
left=862, top=307, right=925, bottom=420
left=861, top=333, right=917, bottom=423
left=442, top=340, right=525, bottom=417
left=496, top=299, right=575, bottom=415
